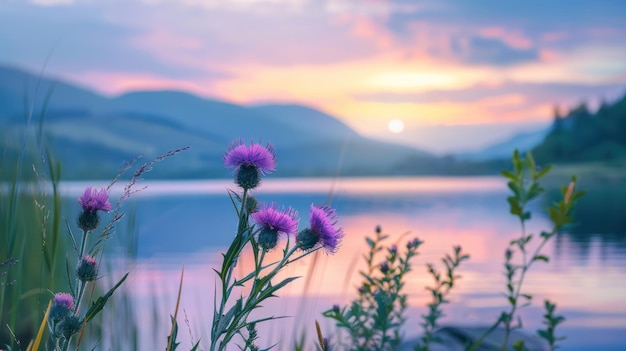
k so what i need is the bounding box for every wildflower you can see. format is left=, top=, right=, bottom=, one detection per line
left=224, top=139, right=276, bottom=190
left=78, top=187, right=112, bottom=212
left=407, top=238, right=422, bottom=250
left=76, top=255, right=98, bottom=282
left=380, top=261, right=389, bottom=274
left=49, top=292, right=74, bottom=322
left=77, top=187, right=111, bottom=231
left=251, top=203, right=298, bottom=251
left=297, top=204, right=343, bottom=254
left=389, top=244, right=397, bottom=255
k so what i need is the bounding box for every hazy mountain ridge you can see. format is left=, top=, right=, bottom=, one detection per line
left=0, top=64, right=433, bottom=179
left=456, top=128, right=550, bottom=161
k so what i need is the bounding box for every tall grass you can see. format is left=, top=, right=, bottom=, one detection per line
left=1, top=111, right=67, bottom=348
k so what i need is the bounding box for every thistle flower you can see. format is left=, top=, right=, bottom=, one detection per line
left=77, top=187, right=112, bottom=231
left=297, top=204, right=343, bottom=254
left=78, top=187, right=112, bottom=212
left=77, top=255, right=98, bottom=282
left=224, top=139, right=276, bottom=190
left=251, top=203, right=298, bottom=251
left=49, top=292, right=74, bottom=322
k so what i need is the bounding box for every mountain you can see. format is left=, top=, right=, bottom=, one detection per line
left=456, top=128, right=550, bottom=161
left=0, top=64, right=433, bottom=179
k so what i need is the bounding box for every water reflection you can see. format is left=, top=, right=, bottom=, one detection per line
left=60, top=177, right=626, bottom=350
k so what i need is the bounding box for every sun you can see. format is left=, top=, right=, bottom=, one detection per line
left=387, top=119, right=405, bottom=133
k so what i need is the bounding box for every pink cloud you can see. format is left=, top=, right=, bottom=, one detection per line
left=541, top=31, right=569, bottom=43
left=478, top=26, right=534, bottom=50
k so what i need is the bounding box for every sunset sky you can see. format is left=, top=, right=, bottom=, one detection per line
left=2, top=0, right=626, bottom=152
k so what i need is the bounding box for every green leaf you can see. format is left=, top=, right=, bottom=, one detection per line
left=534, top=164, right=552, bottom=180
left=84, top=272, right=129, bottom=322
left=365, top=237, right=376, bottom=249
left=166, top=315, right=180, bottom=351
left=501, top=170, right=517, bottom=180
left=533, top=255, right=549, bottom=263
left=190, top=340, right=201, bottom=351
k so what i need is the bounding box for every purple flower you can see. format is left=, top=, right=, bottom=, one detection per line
left=407, top=238, right=422, bottom=250
left=380, top=261, right=389, bottom=274
left=301, top=204, right=343, bottom=254
left=389, top=245, right=397, bottom=255
left=78, top=187, right=112, bottom=212
left=49, top=292, right=74, bottom=322
left=53, top=292, right=74, bottom=310
left=224, top=139, right=276, bottom=189
left=251, top=203, right=298, bottom=251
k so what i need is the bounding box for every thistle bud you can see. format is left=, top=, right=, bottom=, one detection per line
left=297, top=228, right=320, bottom=251
left=235, top=165, right=261, bottom=190
left=76, top=255, right=98, bottom=282
left=78, top=210, right=100, bottom=231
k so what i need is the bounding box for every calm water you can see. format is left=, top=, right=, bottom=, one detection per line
left=61, top=177, right=626, bottom=350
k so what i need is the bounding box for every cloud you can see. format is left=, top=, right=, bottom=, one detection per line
left=355, top=82, right=626, bottom=105
left=451, top=36, right=538, bottom=66
left=29, top=0, right=75, bottom=6
left=381, top=0, right=626, bottom=65
left=0, top=2, right=230, bottom=80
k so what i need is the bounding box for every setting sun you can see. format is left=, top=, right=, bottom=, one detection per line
left=387, top=119, right=405, bottom=133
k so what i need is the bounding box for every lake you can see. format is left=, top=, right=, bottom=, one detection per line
left=60, top=176, right=626, bottom=350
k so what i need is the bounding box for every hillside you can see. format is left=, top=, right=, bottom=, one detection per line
left=533, top=93, right=626, bottom=164
left=0, top=64, right=433, bottom=180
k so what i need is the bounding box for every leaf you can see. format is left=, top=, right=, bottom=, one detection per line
left=501, top=170, right=517, bottom=180
left=533, top=255, right=549, bottom=263
left=84, top=272, right=129, bottom=322
left=190, top=340, right=201, bottom=351
left=534, top=164, right=552, bottom=180
left=217, top=298, right=242, bottom=332
left=166, top=315, right=180, bottom=351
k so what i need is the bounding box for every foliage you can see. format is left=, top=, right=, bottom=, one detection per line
left=534, top=94, right=626, bottom=163
left=324, top=150, right=581, bottom=351
left=323, top=227, right=423, bottom=350
left=196, top=140, right=343, bottom=351
left=416, top=246, right=469, bottom=351
left=467, top=150, right=583, bottom=351
left=537, top=300, right=565, bottom=351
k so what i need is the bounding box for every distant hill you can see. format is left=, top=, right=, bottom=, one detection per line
left=0, top=64, right=433, bottom=180
left=533, top=93, right=626, bottom=164
left=457, top=128, right=550, bottom=161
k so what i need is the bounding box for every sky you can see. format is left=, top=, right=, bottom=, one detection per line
left=1, top=0, right=626, bottom=153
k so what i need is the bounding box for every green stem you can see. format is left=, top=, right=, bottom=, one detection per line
left=211, top=189, right=249, bottom=351
left=219, top=244, right=299, bottom=348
